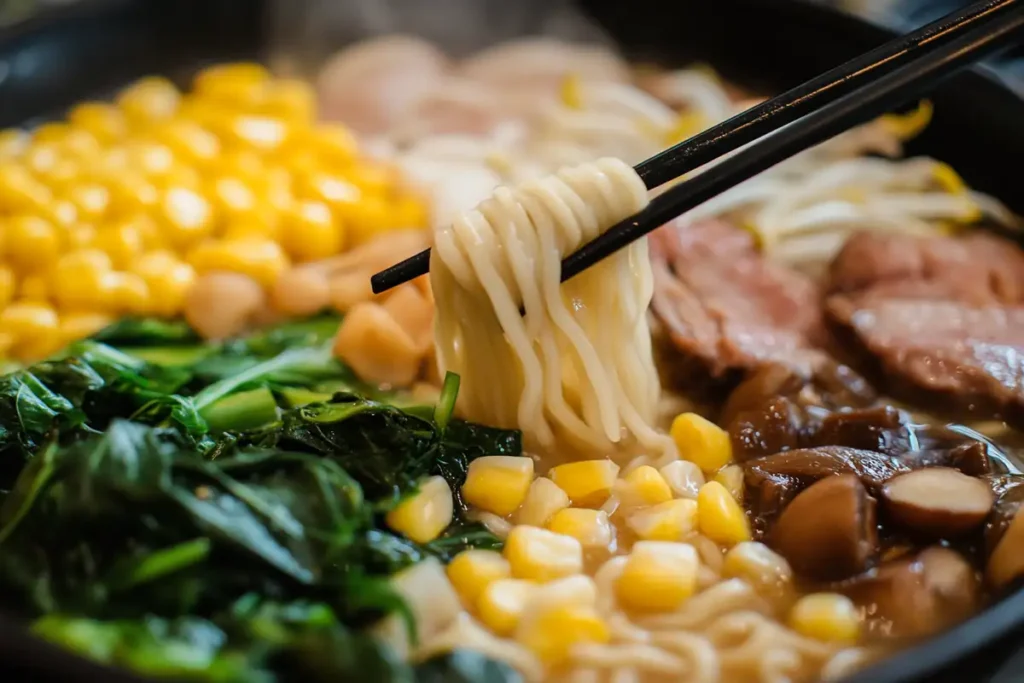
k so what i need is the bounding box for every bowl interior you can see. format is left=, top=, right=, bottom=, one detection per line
left=1, top=1, right=1024, bottom=682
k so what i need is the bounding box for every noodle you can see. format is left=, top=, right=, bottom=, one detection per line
left=431, top=157, right=672, bottom=457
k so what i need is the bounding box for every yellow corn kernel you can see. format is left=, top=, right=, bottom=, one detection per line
left=262, top=79, right=316, bottom=123
left=216, top=149, right=265, bottom=182
left=264, top=167, right=294, bottom=213
left=659, top=460, right=705, bottom=499
left=0, top=267, right=15, bottom=309
left=50, top=250, right=113, bottom=312
left=223, top=114, right=290, bottom=154
left=279, top=200, right=344, bottom=262
left=547, top=508, right=614, bottom=549
left=209, top=174, right=258, bottom=220
left=59, top=129, right=101, bottom=159
left=625, top=498, right=698, bottom=542
left=615, top=541, right=699, bottom=612
left=345, top=163, right=395, bottom=196
left=1, top=301, right=59, bottom=344
left=789, top=593, right=861, bottom=644
left=59, top=312, right=113, bottom=345
left=154, top=120, right=220, bottom=165
left=0, top=129, right=29, bottom=159
left=697, top=481, right=751, bottom=547
left=221, top=208, right=281, bottom=241
left=158, top=186, right=215, bottom=248
left=461, top=456, right=535, bottom=517
left=31, top=122, right=71, bottom=144
left=385, top=475, right=453, bottom=544
left=516, top=604, right=609, bottom=664
left=136, top=257, right=196, bottom=317
left=296, top=169, right=362, bottom=210
left=615, top=465, right=673, bottom=509
left=714, top=464, right=745, bottom=502
left=188, top=238, right=290, bottom=289
left=66, top=224, right=97, bottom=250
left=194, top=62, right=270, bottom=101
left=65, top=182, right=111, bottom=223
left=446, top=549, right=511, bottom=606
left=302, top=124, right=359, bottom=167
left=516, top=477, right=571, bottom=527
left=670, top=412, right=733, bottom=472
left=548, top=460, right=619, bottom=508
left=342, top=195, right=393, bottom=246
left=102, top=272, right=150, bottom=314
left=392, top=195, right=430, bottom=229
left=7, top=215, right=61, bottom=270
left=18, top=274, right=49, bottom=303
left=36, top=157, right=80, bottom=192
left=0, top=163, right=52, bottom=213
left=22, top=142, right=60, bottom=176
left=92, top=220, right=145, bottom=269
left=39, top=198, right=79, bottom=229
left=56, top=248, right=112, bottom=272
left=504, top=525, right=583, bottom=582
left=68, top=102, right=126, bottom=142
left=126, top=141, right=176, bottom=179
left=722, top=541, right=793, bottom=593
left=117, top=76, right=180, bottom=124
left=106, top=174, right=160, bottom=216
left=477, top=578, right=537, bottom=636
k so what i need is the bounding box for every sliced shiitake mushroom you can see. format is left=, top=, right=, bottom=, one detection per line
left=881, top=467, right=994, bottom=538
left=770, top=474, right=878, bottom=581
left=842, top=546, right=979, bottom=639
left=987, top=507, right=1024, bottom=590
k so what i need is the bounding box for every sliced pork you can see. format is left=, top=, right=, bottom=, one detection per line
left=827, top=231, right=1024, bottom=425
left=649, top=220, right=825, bottom=377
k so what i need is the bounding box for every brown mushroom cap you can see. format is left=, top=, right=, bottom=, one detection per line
left=843, top=546, right=979, bottom=639
left=988, top=507, right=1024, bottom=590
left=881, top=467, right=994, bottom=538
left=770, top=474, right=878, bottom=581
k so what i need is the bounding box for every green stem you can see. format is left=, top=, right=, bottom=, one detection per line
left=200, top=387, right=280, bottom=433
left=116, top=538, right=212, bottom=589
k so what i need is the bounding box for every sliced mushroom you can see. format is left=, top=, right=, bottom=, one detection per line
left=988, top=507, right=1024, bottom=590
left=729, top=397, right=811, bottom=463
left=721, top=364, right=807, bottom=427
left=812, top=406, right=912, bottom=456
left=984, top=474, right=1024, bottom=554
left=984, top=475, right=1024, bottom=590
left=881, top=468, right=994, bottom=537
left=770, top=474, right=878, bottom=581
left=841, top=546, right=979, bottom=639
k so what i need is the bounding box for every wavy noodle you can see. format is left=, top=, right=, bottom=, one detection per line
left=431, top=157, right=673, bottom=457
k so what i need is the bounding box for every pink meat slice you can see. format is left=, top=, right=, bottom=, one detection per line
left=826, top=230, right=1024, bottom=424
left=649, top=219, right=825, bottom=377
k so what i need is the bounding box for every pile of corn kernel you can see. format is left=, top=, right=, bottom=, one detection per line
left=0, top=62, right=428, bottom=361
left=385, top=411, right=862, bottom=668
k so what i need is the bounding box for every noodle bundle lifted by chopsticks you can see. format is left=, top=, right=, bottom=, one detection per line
left=431, top=157, right=671, bottom=456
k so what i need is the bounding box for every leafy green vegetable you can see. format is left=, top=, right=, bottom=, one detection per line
left=0, top=316, right=525, bottom=682
left=91, top=317, right=201, bottom=347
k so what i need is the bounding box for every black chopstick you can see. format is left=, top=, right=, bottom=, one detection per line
left=557, top=6, right=1024, bottom=284
left=370, top=0, right=1022, bottom=294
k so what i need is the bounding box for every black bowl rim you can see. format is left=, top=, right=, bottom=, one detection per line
left=0, top=1, right=1023, bottom=682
